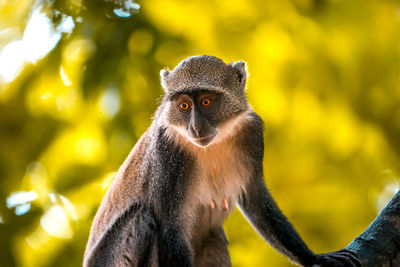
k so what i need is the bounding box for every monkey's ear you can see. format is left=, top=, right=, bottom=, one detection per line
left=232, top=61, right=247, bottom=87
left=160, top=69, right=170, bottom=92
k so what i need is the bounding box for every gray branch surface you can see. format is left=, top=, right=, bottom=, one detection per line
left=345, top=191, right=400, bottom=267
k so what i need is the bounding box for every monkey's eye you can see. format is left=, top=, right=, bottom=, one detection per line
left=200, top=98, right=212, bottom=107
left=179, top=101, right=191, bottom=112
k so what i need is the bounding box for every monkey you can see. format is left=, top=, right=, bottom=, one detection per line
left=83, top=55, right=361, bottom=267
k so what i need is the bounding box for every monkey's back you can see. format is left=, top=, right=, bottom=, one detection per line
left=84, top=129, right=152, bottom=258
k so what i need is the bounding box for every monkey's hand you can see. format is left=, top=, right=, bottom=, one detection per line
left=310, top=249, right=361, bottom=267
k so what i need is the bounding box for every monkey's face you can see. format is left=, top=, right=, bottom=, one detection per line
left=160, top=56, right=250, bottom=147
left=167, top=90, right=224, bottom=147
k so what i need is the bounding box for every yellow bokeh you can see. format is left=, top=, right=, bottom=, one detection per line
left=1, top=0, right=399, bottom=266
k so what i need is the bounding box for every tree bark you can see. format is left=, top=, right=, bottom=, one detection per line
left=345, top=191, right=400, bottom=266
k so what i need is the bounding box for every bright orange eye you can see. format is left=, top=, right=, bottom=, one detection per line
left=179, top=102, right=190, bottom=111
left=201, top=98, right=212, bottom=107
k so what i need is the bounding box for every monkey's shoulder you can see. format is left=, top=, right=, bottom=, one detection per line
left=234, top=111, right=264, bottom=160
left=242, top=111, right=263, bottom=137
left=87, top=131, right=152, bottom=243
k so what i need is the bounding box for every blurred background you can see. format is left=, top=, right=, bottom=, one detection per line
left=0, top=0, right=399, bottom=266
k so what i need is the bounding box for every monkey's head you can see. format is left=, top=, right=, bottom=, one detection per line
left=160, top=55, right=249, bottom=147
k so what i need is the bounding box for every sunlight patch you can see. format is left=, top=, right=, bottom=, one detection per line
left=113, top=0, right=140, bottom=18
left=7, top=191, right=38, bottom=215
left=40, top=205, right=73, bottom=239
left=99, top=87, right=120, bottom=118
left=0, top=6, right=75, bottom=83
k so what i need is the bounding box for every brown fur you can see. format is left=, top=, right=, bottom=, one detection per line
left=84, top=132, right=150, bottom=255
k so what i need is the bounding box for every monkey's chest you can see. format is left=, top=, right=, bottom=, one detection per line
left=185, top=146, right=250, bottom=228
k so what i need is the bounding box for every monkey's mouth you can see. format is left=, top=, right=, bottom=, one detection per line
left=190, top=134, right=216, bottom=147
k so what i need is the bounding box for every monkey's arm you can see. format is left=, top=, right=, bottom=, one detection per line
left=83, top=201, right=193, bottom=267
left=157, top=223, right=193, bottom=266
left=237, top=113, right=359, bottom=266
left=83, top=202, right=160, bottom=267
left=238, top=176, right=360, bottom=266
left=238, top=175, right=314, bottom=265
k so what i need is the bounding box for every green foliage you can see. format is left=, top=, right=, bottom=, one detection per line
left=0, top=0, right=399, bottom=266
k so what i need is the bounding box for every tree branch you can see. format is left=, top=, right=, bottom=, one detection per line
left=346, top=191, right=400, bottom=266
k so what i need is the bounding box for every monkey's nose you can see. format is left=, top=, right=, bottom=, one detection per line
left=189, top=124, right=200, bottom=138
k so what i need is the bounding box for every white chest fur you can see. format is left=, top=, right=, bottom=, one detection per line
left=182, top=138, right=251, bottom=243
left=190, top=141, right=249, bottom=211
